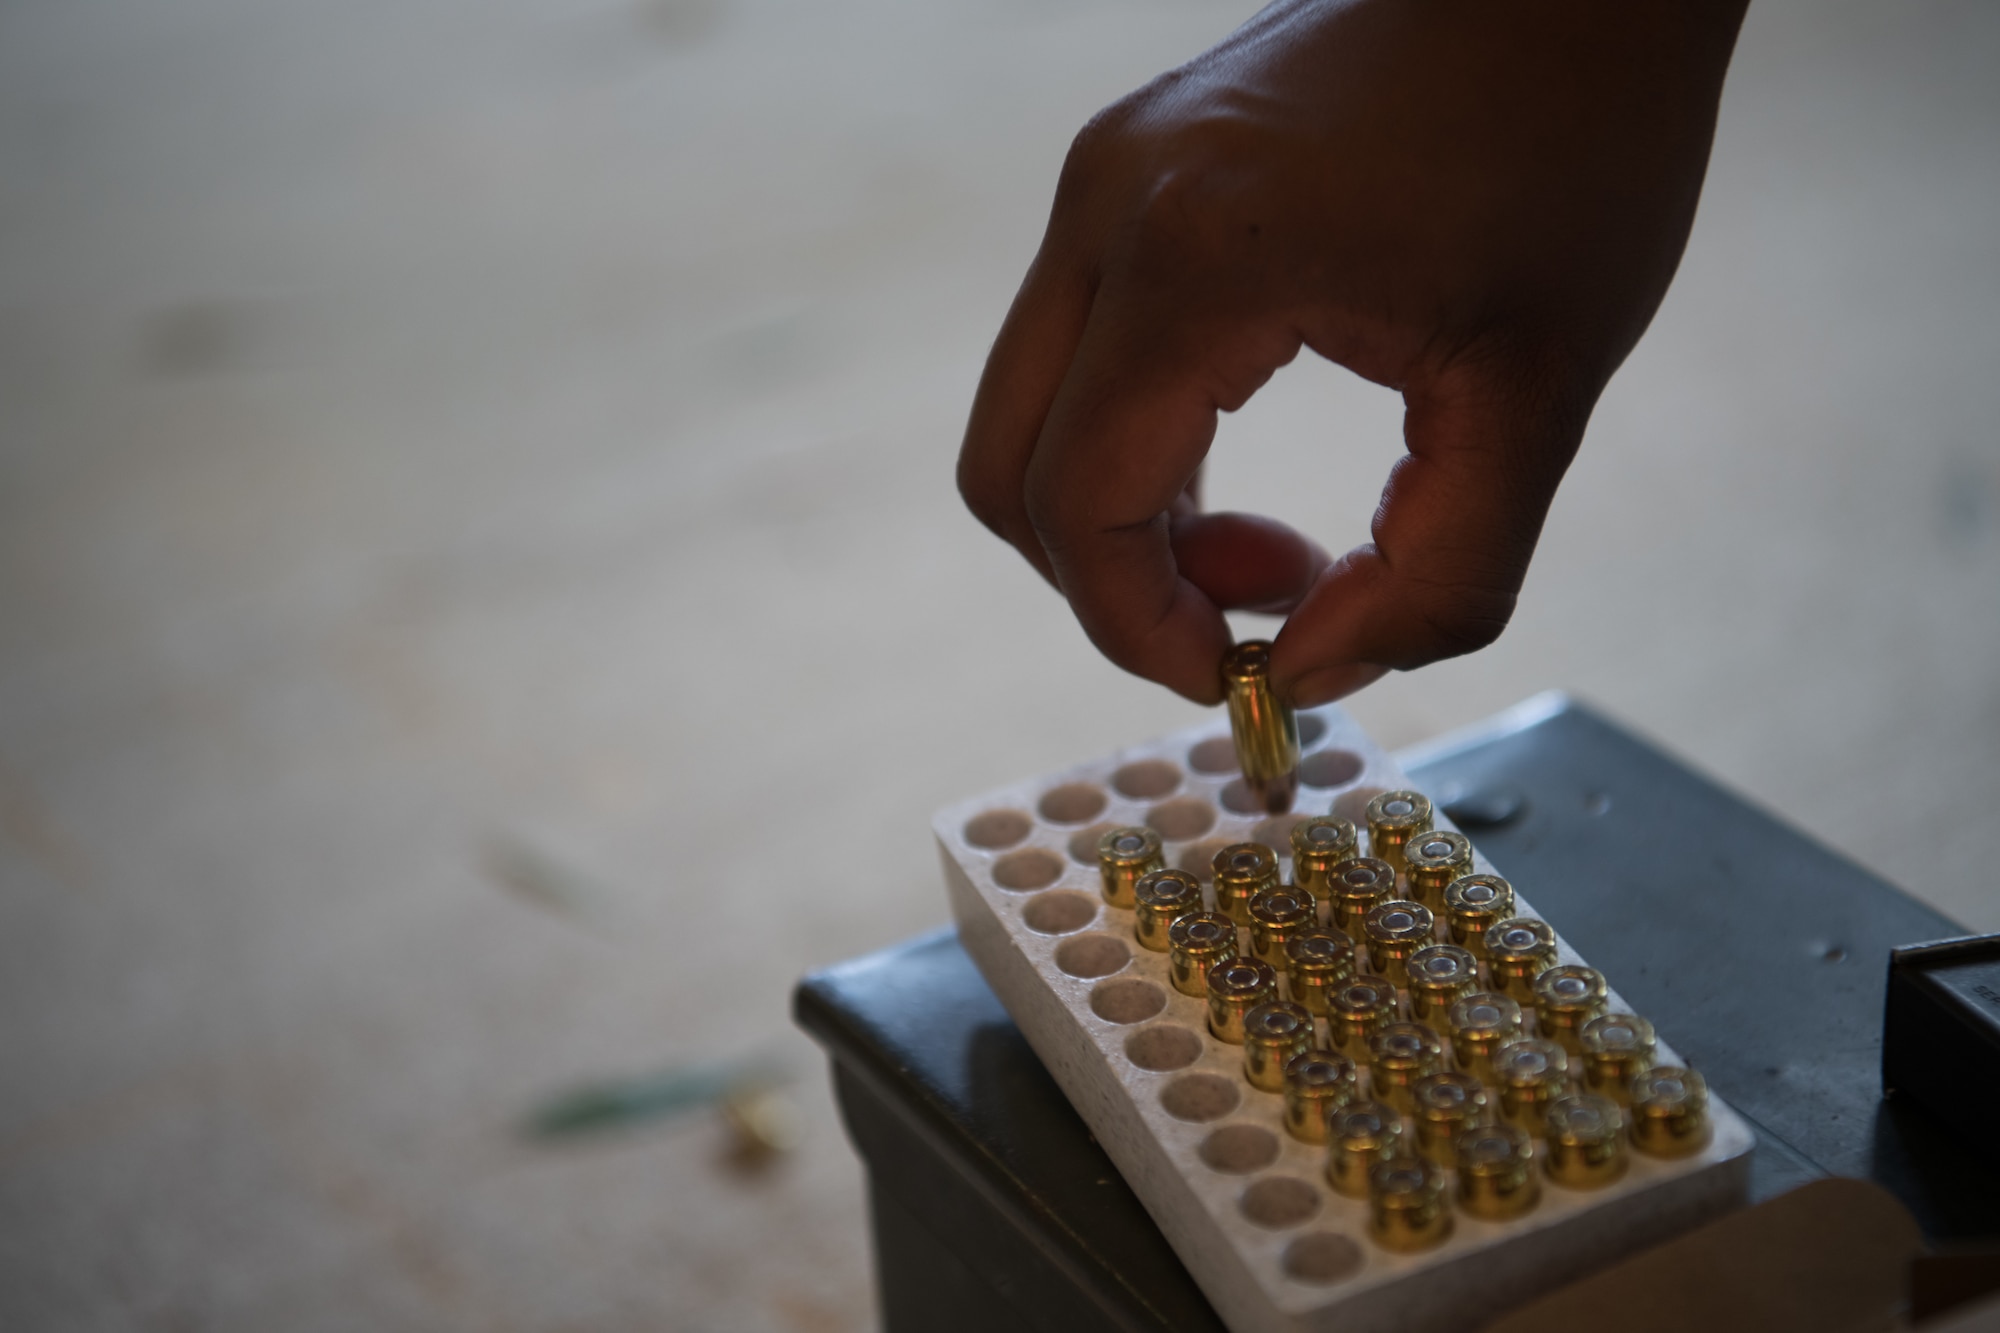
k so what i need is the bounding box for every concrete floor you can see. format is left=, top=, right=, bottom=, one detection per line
left=1, top=0, right=1996, bottom=1328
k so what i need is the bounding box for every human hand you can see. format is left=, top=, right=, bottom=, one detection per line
left=957, top=0, right=1748, bottom=704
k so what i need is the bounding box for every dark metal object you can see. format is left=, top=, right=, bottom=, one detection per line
left=1883, top=934, right=2000, bottom=1169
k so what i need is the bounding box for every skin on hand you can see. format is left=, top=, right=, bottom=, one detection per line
left=956, top=0, right=1749, bottom=706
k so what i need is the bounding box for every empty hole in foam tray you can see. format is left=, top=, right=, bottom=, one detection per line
left=963, top=808, right=1032, bottom=850
left=1146, top=797, right=1217, bottom=842
left=1038, top=783, right=1108, bottom=825
left=1177, top=837, right=1232, bottom=884
left=1113, top=759, right=1183, bottom=799
left=1283, top=1231, right=1363, bottom=1284
left=1252, top=813, right=1311, bottom=853
left=1124, top=1023, right=1201, bottom=1070
left=1067, top=822, right=1116, bottom=865
left=1188, top=736, right=1238, bottom=775
left=1301, top=749, right=1365, bottom=790
left=1241, top=1176, right=1322, bottom=1229
left=1055, top=933, right=1131, bottom=979
left=1199, top=1124, right=1281, bottom=1174
left=1219, top=779, right=1273, bottom=816
left=1022, top=889, right=1097, bottom=935
left=1160, top=1073, right=1241, bottom=1122
left=991, top=847, right=1064, bottom=891
left=1331, top=786, right=1389, bottom=827
left=1092, top=977, right=1169, bottom=1024
left=1296, top=714, right=1329, bottom=749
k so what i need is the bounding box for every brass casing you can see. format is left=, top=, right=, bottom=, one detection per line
left=1455, top=1123, right=1540, bottom=1220
left=1368, top=1021, right=1445, bottom=1114
left=1325, top=1099, right=1405, bottom=1197
left=1448, top=992, right=1525, bottom=1084
left=1533, top=965, right=1610, bottom=1054
left=1542, top=1094, right=1628, bottom=1189
left=1213, top=842, right=1280, bottom=927
left=1363, top=790, right=1433, bottom=876
left=1361, top=900, right=1436, bottom=986
left=1283, top=1051, right=1358, bottom=1143
left=1167, top=912, right=1238, bottom=997
left=1405, top=944, right=1479, bottom=1031
left=1283, top=928, right=1356, bottom=1017
left=1410, top=1071, right=1491, bottom=1166
left=1402, top=830, right=1473, bottom=910
left=1484, top=917, right=1559, bottom=1002
left=1247, top=885, right=1316, bottom=968
left=1096, top=826, right=1165, bottom=910
left=1206, top=956, right=1280, bottom=1044
left=1289, top=817, right=1358, bottom=897
left=1325, top=857, right=1398, bottom=934
left=1242, top=1001, right=1316, bottom=1093
left=1628, top=1066, right=1712, bottom=1158
left=1443, top=874, right=1515, bottom=955
left=1327, top=975, right=1401, bottom=1060
left=1367, top=1157, right=1452, bottom=1252
left=1492, top=1037, right=1571, bottom=1136
left=1131, top=868, right=1204, bottom=953
left=1580, top=1013, right=1657, bottom=1103
left=1221, top=641, right=1300, bottom=814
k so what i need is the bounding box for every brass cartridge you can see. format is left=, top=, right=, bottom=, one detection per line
left=1361, top=900, right=1436, bottom=986
left=1283, top=1050, right=1357, bottom=1144
left=1368, top=1021, right=1446, bottom=1113
left=1289, top=816, right=1358, bottom=897
left=1327, top=975, right=1401, bottom=1060
left=1492, top=1037, right=1571, bottom=1136
left=1247, top=885, right=1316, bottom=968
left=1096, top=826, right=1165, bottom=910
left=1367, top=1157, right=1452, bottom=1252
left=1532, top=965, right=1609, bottom=1053
left=1484, top=917, right=1559, bottom=1002
left=1131, top=868, right=1204, bottom=953
left=1455, top=1123, right=1540, bottom=1220
left=1212, top=842, right=1280, bottom=927
left=1206, top=956, right=1280, bottom=1044
left=1326, top=1099, right=1406, bottom=1197
left=1443, top=874, right=1515, bottom=955
left=1579, top=1013, right=1656, bottom=1103
left=1221, top=640, right=1300, bottom=814
left=1409, top=1071, right=1491, bottom=1166
left=1324, top=857, right=1398, bottom=934
left=1402, top=830, right=1473, bottom=910
left=1447, top=992, right=1525, bottom=1084
left=1542, top=1094, right=1628, bottom=1189
left=1242, top=1001, right=1316, bottom=1093
left=1363, top=790, right=1433, bottom=875
left=1167, top=911, right=1237, bottom=998
left=1628, top=1066, right=1711, bottom=1158
left=1283, top=928, right=1356, bottom=1016
left=1405, top=944, right=1480, bottom=1031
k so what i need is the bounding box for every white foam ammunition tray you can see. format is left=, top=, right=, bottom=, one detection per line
left=934, top=705, right=1752, bottom=1333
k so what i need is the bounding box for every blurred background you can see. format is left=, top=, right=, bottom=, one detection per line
left=1, top=0, right=1996, bottom=1327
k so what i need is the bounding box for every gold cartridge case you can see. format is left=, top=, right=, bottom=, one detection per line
left=1247, top=885, right=1316, bottom=968
left=1096, top=826, right=1165, bottom=910
left=1283, top=1051, right=1358, bottom=1143
left=1405, top=944, right=1479, bottom=1031
left=1442, top=874, right=1515, bottom=955
left=1324, top=857, right=1398, bottom=934
left=1283, top=928, right=1356, bottom=1016
left=1542, top=1094, right=1628, bottom=1189
left=1368, top=1021, right=1445, bottom=1113
left=1492, top=1037, right=1571, bottom=1136
left=1361, top=900, right=1436, bottom=986
left=1166, top=911, right=1237, bottom=997
left=1289, top=817, right=1358, bottom=897
left=1221, top=640, right=1300, bottom=815
left=1206, top=956, right=1280, bottom=1044
left=1484, top=917, right=1558, bottom=1002
left=1410, top=1071, right=1491, bottom=1166
left=1212, top=842, right=1280, bottom=927
left=1327, top=975, right=1401, bottom=1060
left=1455, top=1123, right=1540, bottom=1220
left=1131, top=868, right=1204, bottom=953
left=1363, top=790, right=1433, bottom=876
left=1242, top=1001, right=1316, bottom=1092
left=1580, top=1013, right=1656, bottom=1103
left=1628, top=1066, right=1711, bottom=1158
left=1448, top=992, right=1525, bottom=1084
left=1402, top=830, right=1473, bottom=911
left=1325, top=1099, right=1406, bottom=1197
left=1532, top=965, right=1609, bottom=1053
left=1367, top=1157, right=1452, bottom=1252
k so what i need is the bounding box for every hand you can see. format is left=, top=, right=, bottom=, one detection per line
left=957, top=0, right=1748, bottom=705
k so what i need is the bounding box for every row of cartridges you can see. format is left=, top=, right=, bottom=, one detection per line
left=1091, top=789, right=1711, bottom=1253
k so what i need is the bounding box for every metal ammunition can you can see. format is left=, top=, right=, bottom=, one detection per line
left=1242, top=1001, right=1317, bottom=1093
left=1131, top=868, right=1204, bottom=953
left=1484, top=917, right=1559, bottom=1002
left=1361, top=900, right=1436, bottom=986
left=1443, top=874, right=1515, bottom=955
left=1284, top=928, right=1357, bottom=1016
left=1289, top=817, right=1358, bottom=897
left=1532, top=964, right=1610, bottom=1053
left=1580, top=1013, right=1656, bottom=1103
left=1628, top=1066, right=1711, bottom=1158
left=1096, top=825, right=1165, bottom=910
left=1542, top=1094, right=1628, bottom=1188
left=1368, top=1021, right=1446, bottom=1113
left=1327, top=975, right=1402, bottom=1060
left=1410, top=1071, right=1491, bottom=1166
left=1363, top=790, right=1433, bottom=876
left=1166, top=911, right=1238, bottom=998
left=1405, top=944, right=1479, bottom=1030
left=1448, top=992, right=1525, bottom=1084
left=1455, top=1123, right=1540, bottom=1220
left=1221, top=641, right=1300, bottom=815
left=1492, top=1037, right=1571, bottom=1136
left=1402, top=830, right=1473, bottom=910
left=1206, top=956, right=1280, bottom=1044
left=1247, top=884, right=1316, bottom=968
left=1325, top=1099, right=1406, bottom=1197
left=1283, top=1051, right=1357, bottom=1144
left=1367, top=1157, right=1452, bottom=1252
left=1212, top=842, right=1280, bottom=927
